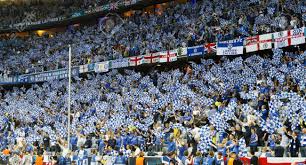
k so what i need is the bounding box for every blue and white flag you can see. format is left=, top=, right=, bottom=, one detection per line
left=109, top=58, right=129, bottom=69
left=217, top=38, right=244, bottom=55
left=187, top=45, right=205, bottom=57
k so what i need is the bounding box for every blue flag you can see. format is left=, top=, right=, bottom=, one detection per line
left=187, top=45, right=205, bottom=57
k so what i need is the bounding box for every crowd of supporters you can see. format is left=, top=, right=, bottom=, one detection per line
left=0, top=0, right=122, bottom=26
left=0, top=48, right=305, bottom=164
left=0, top=0, right=305, bottom=77
left=0, top=0, right=306, bottom=165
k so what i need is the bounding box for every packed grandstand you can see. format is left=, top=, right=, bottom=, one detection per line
left=0, top=0, right=306, bottom=165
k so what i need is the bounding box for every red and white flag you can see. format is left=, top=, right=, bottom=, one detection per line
left=240, top=157, right=306, bottom=165
left=259, top=33, right=273, bottom=50
left=246, top=35, right=259, bottom=53
left=290, top=27, right=305, bottom=45
left=159, top=50, right=177, bottom=63
left=129, top=55, right=144, bottom=66
left=204, top=43, right=216, bottom=53
left=274, top=30, right=292, bottom=48
left=143, top=53, right=159, bottom=64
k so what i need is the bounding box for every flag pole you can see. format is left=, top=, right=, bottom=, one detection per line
left=67, top=45, right=72, bottom=150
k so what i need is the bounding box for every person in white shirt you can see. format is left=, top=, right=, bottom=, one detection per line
left=22, top=151, right=33, bottom=165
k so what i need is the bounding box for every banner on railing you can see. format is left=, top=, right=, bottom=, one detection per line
left=18, top=67, right=79, bottom=83
left=94, top=61, right=109, bottom=73
left=129, top=55, right=144, bottom=66
left=246, top=36, right=259, bottom=53
left=204, top=43, right=216, bottom=53
left=217, top=38, right=244, bottom=55
left=290, top=27, right=305, bottom=45
left=274, top=30, right=291, bottom=48
left=159, top=50, right=177, bottom=63
left=143, top=53, right=160, bottom=64
left=80, top=63, right=95, bottom=73
left=1, top=27, right=305, bottom=85
left=109, top=58, right=129, bottom=69
left=259, top=33, right=273, bottom=50
left=187, top=45, right=205, bottom=57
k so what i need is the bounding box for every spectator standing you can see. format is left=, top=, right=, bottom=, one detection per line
left=249, top=128, right=258, bottom=152
left=300, top=128, right=306, bottom=157
left=289, top=131, right=300, bottom=157
left=135, top=151, right=145, bottom=165
left=250, top=150, right=258, bottom=165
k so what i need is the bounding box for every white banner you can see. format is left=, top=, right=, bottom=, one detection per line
left=217, top=38, right=244, bottom=55
left=290, top=27, right=305, bottom=45
left=94, top=61, right=109, bottom=73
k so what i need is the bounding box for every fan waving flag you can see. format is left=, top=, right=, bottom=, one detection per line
left=290, top=27, right=305, bottom=45
left=187, top=45, right=205, bottom=57
left=246, top=35, right=259, bottom=53
left=143, top=53, right=159, bottom=64
left=259, top=33, right=273, bottom=50
left=129, top=55, right=144, bottom=66
left=217, top=38, right=244, bottom=55
left=204, top=43, right=216, bottom=53
left=273, top=30, right=291, bottom=48
left=159, top=50, right=177, bottom=63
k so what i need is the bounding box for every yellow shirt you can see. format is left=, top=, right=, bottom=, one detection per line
left=173, top=128, right=180, bottom=138
left=228, top=158, right=234, bottom=165
left=136, top=157, right=145, bottom=165
left=215, top=101, right=222, bottom=107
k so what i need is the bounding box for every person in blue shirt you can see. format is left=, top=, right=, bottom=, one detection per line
left=130, top=133, right=138, bottom=146
left=215, top=152, right=224, bottom=165
left=206, top=151, right=216, bottom=165
left=249, top=128, right=258, bottom=153
left=178, top=143, right=188, bottom=160
left=70, top=134, right=78, bottom=151
left=167, top=138, right=176, bottom=153
left=115, top=134, right=122, bottom=150
left=137, top=135, right=145, bottom=150
left=114, top=152, right=127, bottom=165
left=121, top=133, right=128, bottom=148
left=180, top=150, right=188, bottom=165
left=193, top=151, right=202, bottom=165
left=97, top=138, right=105, bottom=155
left=232, top=139, right=239, bottom=154
left=226, top=134, right=235, bottom=152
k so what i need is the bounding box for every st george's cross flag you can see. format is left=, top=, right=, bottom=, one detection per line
left=259, top=33, right=273, bottom=50
left=159, top=50, right=177, bottom=63
left=273, top=30, right=292, bottom=48
left=129, top=55, right=144, bottom=66
left=143, top=53, right=159, bottom=64
left=246, top=35, right=260, bottom=53
left=245, top=34, right=273, bottom=52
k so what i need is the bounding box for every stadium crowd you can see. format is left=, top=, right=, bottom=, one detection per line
left=0, top=0, right=306, bottom=77
left=0, top=48, right=305, bottom=164
left=0, top=0, right=124, bottom=26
